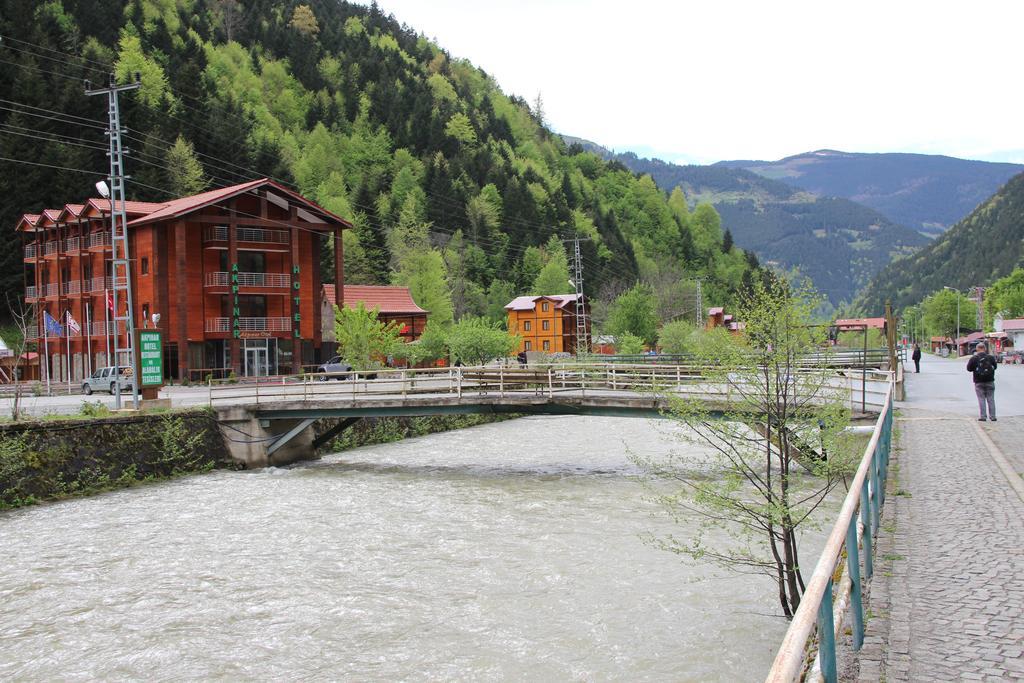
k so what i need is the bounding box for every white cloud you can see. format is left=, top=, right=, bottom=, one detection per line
left=364, top=0, right=1024, bottom=163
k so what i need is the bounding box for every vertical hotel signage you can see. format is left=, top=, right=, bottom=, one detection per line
left=231, top=262, right=240, bottom=338
left=135, top=329, right=164, bottom=387
left=292, top=264, right=301, bottom=339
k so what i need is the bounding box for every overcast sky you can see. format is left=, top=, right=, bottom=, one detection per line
left=363, top=0, right=1024, bottom=165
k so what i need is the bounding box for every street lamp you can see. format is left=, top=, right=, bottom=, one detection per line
left=943, top=286, right=961, bottom=356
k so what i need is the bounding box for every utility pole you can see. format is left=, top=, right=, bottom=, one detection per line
left=563, top=235, right=591, bottom=356
left=975, top=286, right=985, bottom=330
left=86, top=73, right=141, bottom=410
left=695, top=279, right=703, bottom=327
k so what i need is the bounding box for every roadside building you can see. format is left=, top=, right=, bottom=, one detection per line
left=834, top=317, right=887, bottom=334
left=706, top=307, right=744, bottom=334
left=954, top=331, right=986, bottom=357
left=19, top=179, right=349, bottom=383
left=930, top=336, right=953, bottom=354
left=994, top=317, right=1024, bottom=350
left=321, top=284, right=428, bottom=356
left=505, top=294, right=590, bottom=354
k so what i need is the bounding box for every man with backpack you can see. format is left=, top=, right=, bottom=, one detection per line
left=966, top=342, right=997, bottom=421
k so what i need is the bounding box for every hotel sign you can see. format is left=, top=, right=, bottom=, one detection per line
left=135, top=329, right=163, bottom=387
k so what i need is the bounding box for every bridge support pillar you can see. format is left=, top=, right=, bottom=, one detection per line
left=215, top=406, right=317, bottom=468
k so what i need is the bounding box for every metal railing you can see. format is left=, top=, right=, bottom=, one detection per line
left=204, top=271, right=291, bottom=288
left=64, top=236, right=82, bottom=253
left=25, top=285, right=37, bottom=299
left=24, top=243, right=39, bottom=259
left=197, top=363, right=892, bottom=412
left=202, top=225, right=290, bottom=244
left=765, top=383, right=894, bottom=683
left=63, top=280, right=81, bottom=296
left=204, top=317, right=291, bottom=333
left=87, top=232, right=112, bottom=249
left=43, top=241, right=59, bottom=256
left=595, top=348, right=904, bottom=369
left=89, top=320, right=127, bottom=336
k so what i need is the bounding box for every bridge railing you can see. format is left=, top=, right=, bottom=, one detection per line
left=765, top=382, right=894, bottom=683
left=201, top=363, right=893, bottom=412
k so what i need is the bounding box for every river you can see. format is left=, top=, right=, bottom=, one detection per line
left=0, top=416, right=807, bottom=681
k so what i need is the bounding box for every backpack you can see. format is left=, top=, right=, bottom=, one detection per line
left=974, top=354, right=995, bottom=383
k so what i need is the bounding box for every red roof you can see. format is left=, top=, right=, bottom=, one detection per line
left=504, top=294, right=583, bottom=311
left=324, top=284, right=427, bottom=315
left=707, top=307, right=724, bottom=316
left=835, top=317, right=886, bottom=330
left=85, top=198, right=165, bottom=216
left=126, top=179, right=351, bottom=230
left=1001, top=318, right=1024, bottom=332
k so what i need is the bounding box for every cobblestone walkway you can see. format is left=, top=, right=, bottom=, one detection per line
left=847, top=411, right=1024, bottom=681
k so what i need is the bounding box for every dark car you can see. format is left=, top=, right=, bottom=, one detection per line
left=315, top=356, right=353, bottom=381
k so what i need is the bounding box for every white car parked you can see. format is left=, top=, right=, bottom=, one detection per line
left=82, top=366, right=133, bottom=395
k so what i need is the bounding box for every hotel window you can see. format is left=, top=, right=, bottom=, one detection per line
left=141, top=257, right=149, bottom=275
left=543, top=340, right=550, bottom=351
left=541, top=302, right=549, bottom=312
left=523, top=320, right=531, bottom=331
left=542, top=320, right=550, bottom=331
left=524, top=340, right=532, bottom=351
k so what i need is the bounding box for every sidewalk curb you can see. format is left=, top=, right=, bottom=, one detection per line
left=971, top=421, right=1024, bottom=504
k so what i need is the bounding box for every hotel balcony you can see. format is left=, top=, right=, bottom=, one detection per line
left=205, top=317, right=291, bottom=333
left=42, top=241, right=59, bottom=258
left=204, top=271, right=291, bottom=290
left=88, top=320, right=127, bottom=337
left=64, top=236, right=83, bottom=254
left=87, top=232, right=112, bottom=251
left=24, top=243, right=40, bottom=260
left=202, top=225, right=290, bottom=245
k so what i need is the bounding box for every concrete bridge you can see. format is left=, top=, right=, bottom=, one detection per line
left=210, top=364, right=891, bottom=467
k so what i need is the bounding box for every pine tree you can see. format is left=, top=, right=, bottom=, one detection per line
left=165, top=135, right=208, bottom=197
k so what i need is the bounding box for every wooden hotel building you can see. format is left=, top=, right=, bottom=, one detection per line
left=19, top=179, right=350, bottom=382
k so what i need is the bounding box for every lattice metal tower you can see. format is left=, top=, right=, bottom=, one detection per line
left=86, top=73, right=141, bottom=409
left=566, top=236, right=590, bottom=355
left=695, top=279, right=703, bottom=326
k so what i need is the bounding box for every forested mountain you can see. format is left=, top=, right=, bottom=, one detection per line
left=564, top=138, right=927, bottom=306
left=717, top=150, right=1024, bottom=238
left=0, top=0, right=761, bottom=323
left=857, top=171, right=1024, bottom=313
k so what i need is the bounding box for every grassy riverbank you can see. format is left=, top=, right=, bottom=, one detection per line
left=318, top=414, right=521, bottom=454
left=1, top=409, right=519, bottom=510
left=0, top=409, right=228, bottom=510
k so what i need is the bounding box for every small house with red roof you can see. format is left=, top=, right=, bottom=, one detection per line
left=505, top=294, right=590, bottom=354
left=321, top=284, right=428, bottom=353
left=19, top=179, right=349, bottom=382
left=995, top=317, right=1024, bottom=351
left=706, top=307, right=744, bottom=334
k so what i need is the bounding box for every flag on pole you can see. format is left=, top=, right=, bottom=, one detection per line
left=106, top=290, right=114, bottom=312
left=43, top=310, right=64, bottom=337
left=66, top=311, right=82, bottom=335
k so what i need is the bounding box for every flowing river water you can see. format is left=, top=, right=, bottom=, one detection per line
left=0, top=416, right=820, bottom=681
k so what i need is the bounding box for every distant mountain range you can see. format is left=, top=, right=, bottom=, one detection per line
left=564, top=137, right=927, bottom=305
left=857, top=171, right=1024, bottom=314
left=717, top=150, right=1024, bottom=238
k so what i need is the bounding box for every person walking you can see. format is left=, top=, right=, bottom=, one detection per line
left=966, top=342, right=997, bottom=421
left=912, top=343, right=922, bottom=373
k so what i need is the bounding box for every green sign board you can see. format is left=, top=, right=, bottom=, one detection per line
left=136, top=329, right=164, bottom=387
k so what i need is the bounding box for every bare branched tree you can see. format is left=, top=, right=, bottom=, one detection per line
left=4, top=294, right=37, bottom=421
left=634, top=279, right=859, bottom=617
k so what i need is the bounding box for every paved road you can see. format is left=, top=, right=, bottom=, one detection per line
left=845, top=354, right=1024, bottom=681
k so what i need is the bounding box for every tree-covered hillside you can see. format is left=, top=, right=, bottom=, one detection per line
left=857, top=171, right=1024, bottom=314
left=564, top=139, right=927, bottom=306
left=0, top=0, right=760, bottom=323
left=718, top=150, right=1024, bottom=238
